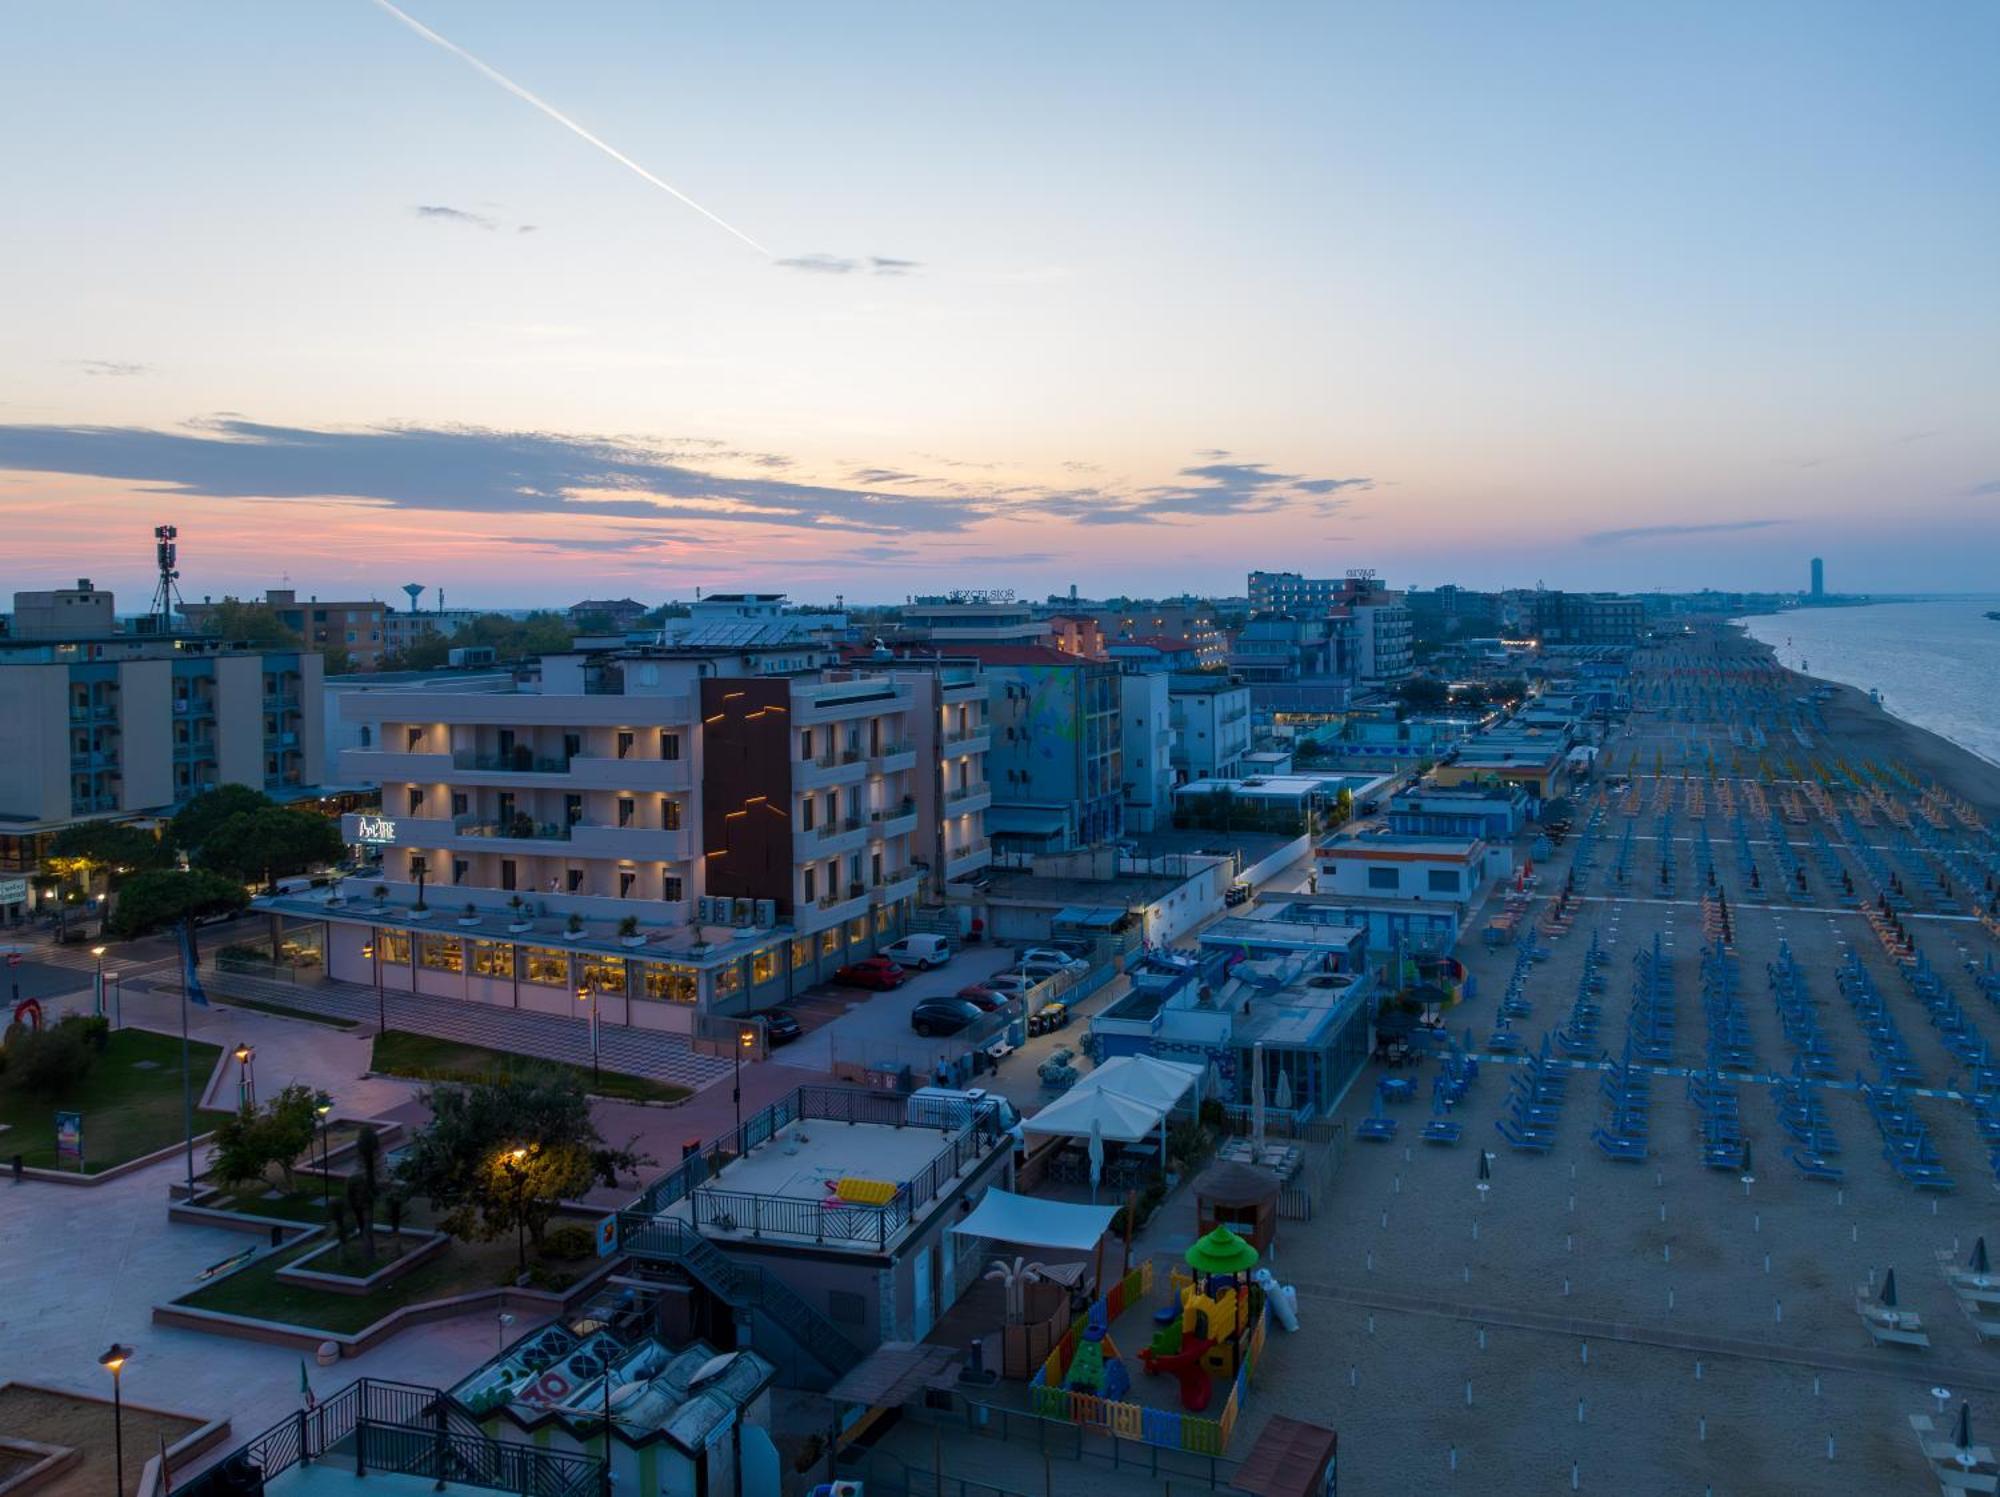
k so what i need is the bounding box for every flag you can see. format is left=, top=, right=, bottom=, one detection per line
left=178, top=923, right=208, bottom=1009
left=299, top=1357, right=316, bottom=1411
left=157, top=1433, right=172, bottom=1495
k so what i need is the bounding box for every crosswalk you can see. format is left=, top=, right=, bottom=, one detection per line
left=180, top=969, right=734, bottom=1090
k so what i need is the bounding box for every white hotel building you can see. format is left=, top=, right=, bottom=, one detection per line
left=260, top=642, right=990, bottom=1030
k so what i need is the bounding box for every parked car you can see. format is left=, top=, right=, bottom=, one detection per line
left=910, top=996, right=983, bottom=1037
left=954, top=984, right=1008, bottom=1012
left=1018, top=946, right=1089, bottom=974
left=745, top=1009, right=803, bottom=1045
left=882, top=933, right=954, bottom=970
left=982, top=972, right=1039, bottom=997
left=834, top=955, right=907, bottom=990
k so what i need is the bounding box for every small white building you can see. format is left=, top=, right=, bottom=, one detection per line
left=1314, top=831, right=1509, bottom=906
left=1169, top=674, right=1252, bottom=781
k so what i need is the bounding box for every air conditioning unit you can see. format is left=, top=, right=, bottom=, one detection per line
left=695, top=896, right=719, bottom=924
left=732, top=897, right=754, bottom=927
left=755, top=899, right=776, bottom=928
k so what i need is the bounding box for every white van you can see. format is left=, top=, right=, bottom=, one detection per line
left=882, top=933, right=954, bottom=970
left=905, top=1087, right=1024, bottom=1146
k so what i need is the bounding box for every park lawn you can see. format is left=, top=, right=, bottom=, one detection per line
left=0, top=1028, right=229, bottom=1172
left=177, top=1217, right=599, bottom=1333
left=369, top=1029, right=690, bottom=1104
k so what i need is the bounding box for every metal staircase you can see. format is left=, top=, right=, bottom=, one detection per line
left=618, top=1214, right=863, bottom=1377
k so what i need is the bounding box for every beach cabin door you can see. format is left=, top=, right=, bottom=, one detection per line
left=913, top=1242, right=937, bottom=1339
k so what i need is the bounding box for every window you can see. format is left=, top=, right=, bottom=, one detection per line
left=522, top=945, right=568, bottom=986
left=562, top=733, right=582, bottom=761
left=751, top=948, right=777, bottom=985
left=875, top=903, right=893, bottom=934
left=564, top=794, right=583, bottom=826
left=848, top=916, right=870, bottom=946
left=408, top=855, right=428, bottom=881
left=799, top=728, right=814, bottom=760
left=1427, top=869, right=1460, bottom=894
left=418, top=933, right=463, bottom=973
left=642, top=963, right=697, bottom=1004
left=616, top=731, right=634, bottom=760
left=617, top=797, right=635, bottom=828
left=452, top=859, right=468, bottom=885
left=790, top=937, right=813, bottom=971
left=802, top=866, right=816, bottom=903
left=579, top=955, right=624, bottom=993
left=377, top=930, right=411, bottom=965
left=660, top=731, right=681, bottom=761
left=566, top=868, right=584, bottom=893
left=408, top=787, right=425, bottom=815
left=360, top=725, right=372, bottom=748
left=500, top=860, right=517, bottom=892
left=619, top=869, right=636, bottom=898
left=820, top=927, right=843, bottom=958
left=660, top=797, right=682, bottom=830
left=471, top=940, right=513, bottom=978
left=663, top=874, right=683, bottom=902
left=713, top=962, right=741, bottom=999
left=1367, top=866, right=1399, bottom=891
left=800, top=796, right=815, bottom=832
left=406, top=727, right=423, bottom=751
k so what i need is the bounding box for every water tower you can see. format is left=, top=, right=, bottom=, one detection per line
left=402, top=583, right=425, bottom=614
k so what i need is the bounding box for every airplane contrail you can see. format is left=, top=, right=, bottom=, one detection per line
left=367, top=0, right=773, bottom=259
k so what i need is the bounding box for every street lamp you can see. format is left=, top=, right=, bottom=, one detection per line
left=501, top=1147, right=530, bottom=1276
left=315, top=1093, right=333, bottom=1205
left=91, top=946, right=107, bottom=1019
left=99, top=1343, right=133, bottom=1497
left=577, top=985, right=599, bottom=1086
left=232, top=1043, right=256, bottom=1111
left=109, top=970, right=122, bottom=1030
left=733, top=1026, right=756, bottom=1156
left=362, top=937, right=384, bottom=1034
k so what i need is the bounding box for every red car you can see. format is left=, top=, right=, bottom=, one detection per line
left=955, top=984, right=1008, bottom=1012
left=835, top=956, right=907, bottom=990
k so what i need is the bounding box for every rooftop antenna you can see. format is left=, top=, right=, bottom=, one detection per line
left=403, top=583, right=425, bottom=614
left=150, top=524, right=183, bottom=633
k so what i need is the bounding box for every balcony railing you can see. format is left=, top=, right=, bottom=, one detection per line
left=456, top=817, right=573, bottom=842
left=455, top=752, right=573, bottom=774
left=946, top=782, right=993, bottom=804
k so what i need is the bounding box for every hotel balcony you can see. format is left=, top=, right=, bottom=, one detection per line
left=794, top=816, right=868, bottom=859
left=869, top=868, right=923, bottom=905
left=868, top=803, right=919, bottom=840
left=452, top=750, right=575, bottom=776
left=867, top=742, right=918, bottom=774
left=568, top=822, right=694, bottom=862
left=941, top=728, right=992, bottom=757
left=944, top=781, right=994, bottom=814
left=337, top=749, right=454, bottom=782
left=796, top=749, right=869, bottom=790
left=797, top=887, right=870, bottom=933
left=944, top=839, right=994, bottom=879
left=565, top=753, right=692, bottom=791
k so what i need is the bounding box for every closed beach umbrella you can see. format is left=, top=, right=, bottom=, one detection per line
left=1740, top=1140, right=1752, bottom=1177
left=1972, top=1237, right=1991, bottom=1276
left=1881, top=1267, right=1898, bottom=1308
left=1273, top=1067, right=1294, bottom=1114
left=1087, top=1115, right=1104, bottom=1203
left=1956, top=1402, right=1974, bottom=1460
left=1477, top=1150, right=1492, bottom=1184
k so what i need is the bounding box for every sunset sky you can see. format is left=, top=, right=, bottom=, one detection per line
left=4, top=1, right=1996, bottom=608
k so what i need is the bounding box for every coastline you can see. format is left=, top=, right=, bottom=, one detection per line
left=1729, top=623, right=2000, bottom=820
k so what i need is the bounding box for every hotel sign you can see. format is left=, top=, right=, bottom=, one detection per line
left=355, top=815, right=398, bottom=845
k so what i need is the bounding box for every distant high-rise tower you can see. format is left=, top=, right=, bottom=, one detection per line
left=1810, top=557, right=1824, bottom=598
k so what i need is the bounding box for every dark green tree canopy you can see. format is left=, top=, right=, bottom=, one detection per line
left=169, top=785, right=277, bottom=855
left=107, top=868, right=248, bottom=939
left=195, top=807, right=343, bottom=886
left=46, top=822, right=173, bottom=883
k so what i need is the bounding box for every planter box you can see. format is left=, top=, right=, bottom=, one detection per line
left=275, top=1228, right=449, bottom=1296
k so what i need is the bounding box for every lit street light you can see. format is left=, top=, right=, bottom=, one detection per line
left=733, top=1025, right=756, bottom=1157
left=91, top=945, right=107, bottom=1019
left=99, top=1343, right=133, bottom=1497
left=315, top=1093, right=333, bottom=1204
left=501, top=1146, right=531, bottom=1276
left=362, top=937, right=384, bottom=1034
left=577, top=985, right=599, bottom=1086
left=232, top=1043, right=256, bottom=1111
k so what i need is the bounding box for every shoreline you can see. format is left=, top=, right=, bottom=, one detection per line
left=1727, top=622, right=2000, bottom=820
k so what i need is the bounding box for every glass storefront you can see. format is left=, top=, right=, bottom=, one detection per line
left=847, top=916, right=870, bottom=946
left=819, top=928, right=842, bottom=958
left=750, top=947, right=778, bottom=985
left=418, top=932, right=463, bottom=973
left=377, top=929, right=411, bottom=965
left=522, top=945, right=568, bottom=987
left=713, top=961, right=742, bottom=999
left=579, top=955, right=625, bottom=994
left=642, top=963, right=698, bottom=1005
left=471, top=940, right=513, bottom=978
left=790, top=937, right=813, bottom=972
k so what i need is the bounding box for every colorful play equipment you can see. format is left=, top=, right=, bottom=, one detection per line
left=1062, top=1302, right=1132, bottom=1401
left=1137, top=1226, right=1262, bottom=1413
left=8, top=997, right=42, bottom=1032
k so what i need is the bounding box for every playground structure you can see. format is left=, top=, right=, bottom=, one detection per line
left=1029, top=1237, right=1271, bottom=1455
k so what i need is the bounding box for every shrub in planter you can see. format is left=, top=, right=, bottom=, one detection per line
left=539, top=1223, right=595, bottom=1261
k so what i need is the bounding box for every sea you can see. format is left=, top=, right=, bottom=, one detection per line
left=1739, top=599, right=2000, bottom=770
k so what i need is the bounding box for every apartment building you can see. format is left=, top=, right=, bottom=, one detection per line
left=308, top=643, right=984, bottom=1026
left=1043, top=613, right=1108, bottom=659
left=1246, top=571, right=1412, bottom=686
left=1118, top=669, right=1175, bottom=832
left=895, top=595, right=1050, bottom=645
left=182, top=588, right=388, bottom=669
left=1075, top=599, right=1227, bottom=667
left=0, top=584, right=323, bottom=910
left=945, top=644, right=1121, bottom=853
left=1168, top=673, right=1253, bottom=781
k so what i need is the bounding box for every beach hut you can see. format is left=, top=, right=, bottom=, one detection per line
left=1192, top=1160, right=1283, bottom=1256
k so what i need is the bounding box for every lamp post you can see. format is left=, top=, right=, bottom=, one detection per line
left=232, top=1043, right=256, bottom=1111
left=733, top=1026, right=756, bottom=1156
left=315, top=1093, right=333, bottom=1205
left=99, top=1343, right=133, bottom=1497
left=363, top=937, right=385, bottom=1034
left=502, top=1147, right=530, bottom=1276
left=109, top=970, right=122, bottom=1030
left=91, top=945, right=107, bottom=1018
left=577, top=984, right=599, bottom=1087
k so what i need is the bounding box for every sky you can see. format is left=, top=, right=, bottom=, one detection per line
left=2, top=0, right=1996, bottom=609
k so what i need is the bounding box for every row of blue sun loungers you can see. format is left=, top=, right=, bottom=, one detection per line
left=1768, top=941, right=1840, bottom=1080
left=1860, top=1078, right=1956, bottom=1191
left=1837, top=951, right=1926, bottom=1086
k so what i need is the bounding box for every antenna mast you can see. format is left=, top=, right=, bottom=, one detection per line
left=150, top=525, right=183, bottom=632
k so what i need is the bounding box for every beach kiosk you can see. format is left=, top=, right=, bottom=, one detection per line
left=1192, top=1160, right=1283, bottom=1257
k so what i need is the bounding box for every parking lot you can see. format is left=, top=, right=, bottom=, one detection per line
left=760, top=941, right=1023, bottom=1073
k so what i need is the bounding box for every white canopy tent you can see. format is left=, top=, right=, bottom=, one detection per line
left=1021, top=1085, right=1169, bottom=1165
left=1071, top=1054, right=1203, bottom=1112
left=950, top=1189, right=1119, bottom=1254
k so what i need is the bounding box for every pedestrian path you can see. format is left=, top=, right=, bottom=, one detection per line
left=153, top=969, right=734, bottom=1090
